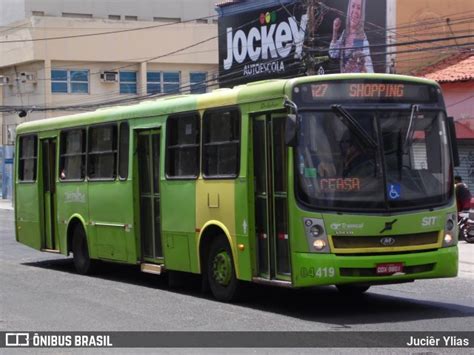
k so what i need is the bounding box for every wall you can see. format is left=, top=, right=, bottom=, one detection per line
left=0, top=16, right=218, bottom=68
left=0, top=0, right=26, bottom=26
left=396, top=0, right=474, bottom=74
left=441, top=81, right=474, bottom=120
left=2, top=0, right=217, bottom=25
left=442, top=81, right=474, bottom=188
left=46, top=60, right=217, bottom=119
left=0, top=16, right=218, bottom=121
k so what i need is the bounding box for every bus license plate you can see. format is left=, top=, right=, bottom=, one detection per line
left=376, top=263, right=403, bottom=275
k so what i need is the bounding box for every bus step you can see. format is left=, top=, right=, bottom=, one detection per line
left=252, top=277, right=292, bottom=288
left=41, top=249, right=60, bottom=254
left=140, top=263, right=164, bottom=275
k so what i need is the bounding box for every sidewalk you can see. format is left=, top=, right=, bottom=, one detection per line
left=0, top=199, right=14, bottom=210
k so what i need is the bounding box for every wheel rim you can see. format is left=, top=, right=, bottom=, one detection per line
left=212, top=251, right=232, bottom=286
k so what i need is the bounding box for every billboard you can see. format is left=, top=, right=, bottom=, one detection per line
left=218, top=0, right=387, bottom=87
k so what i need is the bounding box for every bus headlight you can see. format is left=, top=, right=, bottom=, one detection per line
left=442, top=213, right=458, bottom=248
left=303, top=218, right=330, bottom=253
left=313, top=239, right=327, bottom=250
left=444, top=213, right=457, bottom=247
left=443, top=233, right=453, bottom=246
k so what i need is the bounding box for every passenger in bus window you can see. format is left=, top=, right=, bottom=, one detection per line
left=455, top=175, right=472, bottom=211
left=304, top=142, right=336, bottom=178
left=329, top=0, right=374, bottom=73
left=317, top=159, right=336, bottom=178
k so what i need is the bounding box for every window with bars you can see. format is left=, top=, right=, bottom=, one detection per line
left=59, top=129, right=86, bottom=181
left=119, top=71, right=137, bottom=94
left=190, top=72, right=207, bottom=94
left=147, top=72, right=161, bottom=94
left=166, top=113, right=200, bottom=178
left=51, top=69, right=89, bottom=94
left=202, top=108, right=240, bottom=178
left=88, top=125, right=117, bottom=180
left=147, top=71, right=180, bottom=94
left=18, top=135, right=37, bottom=182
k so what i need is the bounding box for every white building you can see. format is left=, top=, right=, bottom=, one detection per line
left=0, top=0, right=219, bottom=198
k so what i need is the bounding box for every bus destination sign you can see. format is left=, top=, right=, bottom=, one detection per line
left=296, top=81, right=438, bottom=104
left=312, top=83, right=405, bottom=99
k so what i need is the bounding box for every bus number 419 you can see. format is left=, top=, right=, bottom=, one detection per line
left=300, top=267, right=335, bottom=278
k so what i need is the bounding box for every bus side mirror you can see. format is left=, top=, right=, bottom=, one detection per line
left=447, top=116, right=460, bottom=167
left=285, top=114, right=298, bottom=147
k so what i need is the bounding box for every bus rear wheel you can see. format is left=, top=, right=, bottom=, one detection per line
left=207, top=237, right=240, bottom=302
left=336, top=284, right=370, bottom=295
left=72, top=225, right=97, bottom=275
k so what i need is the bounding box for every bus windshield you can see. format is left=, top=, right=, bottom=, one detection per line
left=295, top=108, right=452, bottom=211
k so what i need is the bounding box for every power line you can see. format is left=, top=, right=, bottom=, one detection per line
left=4, top=5, right=294, bottom=87
left=447, top=94, right=474, bottom=108
left=306, top=34, right=474, bottom=53
left=2, top=39, right=472, bottom=113
left=2, top=4, right=473, bottom=113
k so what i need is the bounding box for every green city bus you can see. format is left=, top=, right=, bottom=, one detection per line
left=14, top=73, right=459, bottom=301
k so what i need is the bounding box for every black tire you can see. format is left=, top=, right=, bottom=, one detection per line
left=207, top=237, right=240, bottom=302
left=72, top=225, right=97, bottom=275
left=465, top=234, right=474, bottom=243
left=336, top=284, right=370, bottom=295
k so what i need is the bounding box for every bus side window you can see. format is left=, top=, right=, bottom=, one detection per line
left=118, top=122, right=129, bottom=180
left=88, top=124, right=118, bottom=180
left=166, top=112, right=200, bottom=179
left=202, top=108, right=240, bottom=178
left=18, top=135, right=38, bottom=182
left=59, top=129, right=86, bottom=181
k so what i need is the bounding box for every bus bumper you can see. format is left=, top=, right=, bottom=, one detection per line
left=292, top=246, right=458, bottom=287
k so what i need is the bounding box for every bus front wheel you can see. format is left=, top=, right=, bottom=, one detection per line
left=207, top=237, right=240, bottom=302
left=72, top=225, right=97, bottom=275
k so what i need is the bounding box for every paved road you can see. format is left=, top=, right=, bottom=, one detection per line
left=0, top=207, right=473, bottom=352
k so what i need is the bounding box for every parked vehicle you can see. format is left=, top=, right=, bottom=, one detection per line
left=458, top=211, right=474, bottom=243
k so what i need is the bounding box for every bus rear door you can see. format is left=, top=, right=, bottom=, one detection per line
left=137, top=129, right=163, bottom=262
left=40, top=138, right=58, bottom=251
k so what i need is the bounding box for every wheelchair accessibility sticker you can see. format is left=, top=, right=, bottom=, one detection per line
left=387, top=184, right=401, bottom=200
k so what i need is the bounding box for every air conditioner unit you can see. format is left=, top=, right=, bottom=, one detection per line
left=100, top=71, right=118, bottom=82
left=19, top=72, right=37, bottom=84
left=0, top=76, right=10, bottom=85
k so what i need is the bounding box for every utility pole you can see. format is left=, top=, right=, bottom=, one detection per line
left=304, top=0, right=329, bottom=75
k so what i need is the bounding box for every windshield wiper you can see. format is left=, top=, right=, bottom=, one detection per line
left=403, top=104, right=419, bottom=153
left=331, top=104, right=378, bottom=149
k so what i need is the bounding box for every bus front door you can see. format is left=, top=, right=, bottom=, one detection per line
left=252, top=114, right=290, bottom=281
left=137, top=130, right=163, bottom=261
left=40, top=138, right=58, bottom=251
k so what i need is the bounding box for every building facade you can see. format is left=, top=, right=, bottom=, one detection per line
left=1, top=0, right=217, bottom=26
left=0, top=0, right=219, bottom=199
left=419, top=53, right=474, bottom=187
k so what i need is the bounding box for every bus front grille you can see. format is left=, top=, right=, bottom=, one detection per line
left=332, top=231, right=439, bottom=249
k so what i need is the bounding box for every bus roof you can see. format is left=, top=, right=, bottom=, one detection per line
left=16, top=73, right=439, bottom=135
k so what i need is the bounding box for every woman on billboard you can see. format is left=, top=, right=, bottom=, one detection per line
left=329, top=0, right=374, bottom=73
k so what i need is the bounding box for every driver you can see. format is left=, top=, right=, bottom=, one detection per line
left=340, top=134, right=374, bottom=177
